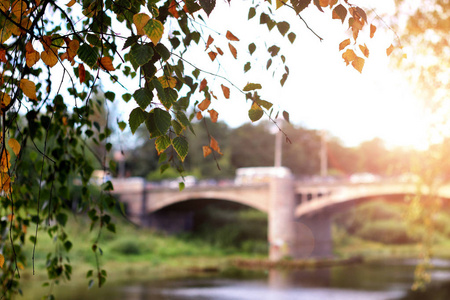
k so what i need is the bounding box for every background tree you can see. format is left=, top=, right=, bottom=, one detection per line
left=0, top=0, right=386, bottom=297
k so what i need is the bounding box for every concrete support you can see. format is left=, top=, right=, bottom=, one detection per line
left=297, top=212, right=333, bottom=258
left=268, top=172, right=301, bottom=261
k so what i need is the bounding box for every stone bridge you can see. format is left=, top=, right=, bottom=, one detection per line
left=111, top=170, right=449, bottom=261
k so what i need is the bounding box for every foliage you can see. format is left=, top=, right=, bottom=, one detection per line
left=0, top=0, right=389, bottom=297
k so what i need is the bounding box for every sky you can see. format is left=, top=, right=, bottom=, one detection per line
left=81, top=0, right=432, bottom=150
left=159, top=0, right=430, bottom=150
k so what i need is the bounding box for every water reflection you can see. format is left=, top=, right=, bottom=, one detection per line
left=36, top=259, right=450, bottom=300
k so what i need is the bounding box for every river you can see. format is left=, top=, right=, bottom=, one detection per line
left=30, top=258, right=450, bottom=299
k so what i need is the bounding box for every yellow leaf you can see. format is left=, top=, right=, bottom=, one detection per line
left=386, top=44, right=394, bottom=56
left=0, top=254, right=4, bottom=268
left=158, top=76, right=177, bottom=88
left=67, top=39, right=79, bottom=60
left=41, top=49, right=58, bottom=67
left=26, top=49, right=40, bottom=68
left=198, top=99, right=211, bottom=111
left=370, top=24, right=376, bottom=38
left=0, top=92, right=11, bottom=111
left=8, top=138, right=20, bottom=156
left=276, top=0, right=283, bottom=9
left=351, top=56, right=365, bottom=73
left=342, top=48, right=356, bottom=65
left=19, top=79, right=37, bottom=100
left=0, top=0, right=10, bottom=12
left=143, top=19, right=164, bottom=45
left=10, top=0, right=27, bottom=18
left=359, top=44, right=369, bottom=58
left=133, top=13, right=150, bottom=36
left=0, top=172, right=11, bottom=193
left=17, top=262, right=24, bottom=270
left=202, top=146, right=212, bottom=157
left=0, top=149, right=10, bottom=172
left=210, top=137, right=223, bottom=155
left=339, top=39, right=350, bottom=51
left=208, top=109, right=218, bottom=122
left=66, top=0, right=76, bottom=7
left=98, top=56, right=115, bottom=71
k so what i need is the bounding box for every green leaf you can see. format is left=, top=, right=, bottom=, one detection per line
left=64, top=241, right=73, bottom=252
left=155, top=135, right=171, bottom=154
left=117, top=121, right=127, bottom=131
left=77, top=44, right=98, bottom=68
left=129, top=107, right=148, bottom=134
left=257, top=99, right=273, bottom=110
left=161, top=88, right=177, bottom=110
left=248, top=43, right=256, bottom=55
left=123, top=35, right=140, bottom=50
left=179, top=181, right=185, bottom=191
left=155, top=43, right=171, bottom=60
left=243, top=83, right=262, bottom=91
left=104, top=91, right=115, bottom=101
left=244, top=62, right=251, bottom=73
left=146, top=108, right=171, bottom=138
left=248, top=7, right=256, bottom=19
left=130, top=44, right=154, bottom=69
left=143, top=19, right=164, bottom=45
left=199, top=0, right=215, bottom=16
left=172, top=119, right=183, bottom=135
left=133, top=88, right=153, bottom=109
left=172, top=136, right=188, bottom=162
left=122, top=93, right=132, bottom=102
left=283, top=110, right=290, bottom=123
left=277, top=21, right=290, bottom=36
left=56, top=213, right=68, bottom=227
left=249, top=103, right=263, bottom=122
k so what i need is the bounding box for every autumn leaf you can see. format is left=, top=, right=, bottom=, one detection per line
left=0, top=92, right=11, bottom=111
left=78, top=63, right=86, bottom=84
left=226, top=30, right=239, bottom=41
left=208, top=51, right=217, bottom=61
left=41, top=49, right=58, bottom=67
left=206, top=35, right=214, bottom=50
left=143, top=19, right=164, bottom=45
left=98, top=57, right=115, bottom=71
left=8, top=138, right=21, bottom=156
left=19, top=79, right=38, bottom=100
left=168, top=0, right=179, bottom=18
left=351, top=56, right=365, bottom=73
left=0, top=254, right=4, bottom=268
left=210, top=136, right=223, bottom=155
left=0, top=149, right=10, bottom=172
left=203, top=146, right=212, bottom=157
left=158, top=76, right=177, bottom=88
left=215, top=46, right=223, bottom=55
left=66, top=0, right=76, bottom=7
left=196, top=111, right=203, bottom=120
left=332, top=4, right=346, bottom=23
left=208, top=109, right=218, bottom=122
left=0, top=49, right=6, bottom=63
left=339, top=39, right=350, bottom=51
left=133, top=13, right=150, bottom=36
left=359, top=44, right=369, bottom=58
left=228, top=43, right=237, bottom=59
left=198, top=98, right=211, bottom=111
left=221, top=84, right=230, bottom=99
left=25, top=42, right=40, bottom=67
left=243, top=83, right=262, bottom=91
left=67, top=39, right=80, bottom=61
left=386, top=44, right=394, bottom=56
left=342, top=48, right=356, bottom=65
left=370, top=24, right=377, bottom=38
left=199, top=79, right=207, bottom=92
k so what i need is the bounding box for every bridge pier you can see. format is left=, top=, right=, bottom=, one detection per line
left=269, top=174, right=302, bottom=261
left=269, top=174, right=333, bottom=260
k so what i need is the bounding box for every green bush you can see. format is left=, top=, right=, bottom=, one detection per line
left=110, top=238, right=144, bottom=255
left=355, top=220, right=418, bottom=244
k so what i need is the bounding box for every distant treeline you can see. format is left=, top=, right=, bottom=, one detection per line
left=123, top=119, right=449, bottom=181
